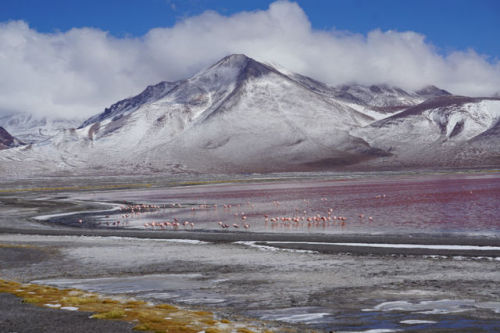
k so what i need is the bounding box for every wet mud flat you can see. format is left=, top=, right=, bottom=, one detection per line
left=1, top=171, right=500, bottom=332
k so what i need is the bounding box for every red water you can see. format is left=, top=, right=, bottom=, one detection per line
left=96, top=173, right=500, bottom=235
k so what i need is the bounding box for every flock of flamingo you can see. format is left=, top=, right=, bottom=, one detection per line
left=76, top=195, right=385, bottom=232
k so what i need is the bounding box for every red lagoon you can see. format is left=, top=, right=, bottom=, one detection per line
left=89, top=173, right=500, bottom=236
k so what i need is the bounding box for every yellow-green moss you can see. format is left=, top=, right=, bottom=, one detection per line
left=204, top=328, right=223, bottom=333
left=0, top=278, right=288, bottom=332
left=155, top=303, right=178, bottom=310
left=201, top=318, right=218, bottom=325
left=61, top=296, right=99, bottom=305
left=133, top=323, right=151, bottom=331
left=22, top=297, right=41, bottom=304
left=91, top=309, right=126, bottom=319
left=237, top=328, right=256, bottom=333
left=0, top=243, right=35, bottom=249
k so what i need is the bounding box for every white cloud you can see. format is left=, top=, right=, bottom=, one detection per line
left=0, top=1, right=499, bottom=119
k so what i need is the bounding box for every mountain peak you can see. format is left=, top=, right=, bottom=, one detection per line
left=415, top=85, right=451, bottom=97
left=217, top=53, right=251, bottom=63
left=205, top=53, right=276, bottom=79
left=207, top=54, right=253, bottom=71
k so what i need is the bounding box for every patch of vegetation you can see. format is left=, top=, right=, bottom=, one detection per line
left=0, top=278, right=281, bottom=332
left=91, top=309, right=126, bottom=319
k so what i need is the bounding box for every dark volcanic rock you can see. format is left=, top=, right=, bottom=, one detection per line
left=0, top=126, right=23, bottom=150
left=415, top=85, right=452, bottom=98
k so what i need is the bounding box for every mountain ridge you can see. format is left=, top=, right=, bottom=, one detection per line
left=1, top=54, right=498, bottom=177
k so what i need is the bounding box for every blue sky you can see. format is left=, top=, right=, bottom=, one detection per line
left=1, top=0, right=499, bottom=59
left=1, top=0, right=500, bottom=118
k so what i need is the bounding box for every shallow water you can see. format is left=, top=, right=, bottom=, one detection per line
left=72, top=173, right=500, bottom=236
left=35, top=273, right=500, bottom=332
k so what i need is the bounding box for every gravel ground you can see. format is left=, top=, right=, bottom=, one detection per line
left=0, top=293, right=135, bottom=333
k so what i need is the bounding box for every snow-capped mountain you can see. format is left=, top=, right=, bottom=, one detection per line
left=0, top=54, right=498, bottom=177
left=0, top=113, right=82, bottom=144
left=71, top=54, right=385, bottom=173
left=290, top=71, right=449, bottom=106
left=331, top=84, right=449, bottom=110
left=0, top=127, right=24, bottom=150
left=352, top=96, right=500, bottom=168
left=287, top=72, right=451, bottom=121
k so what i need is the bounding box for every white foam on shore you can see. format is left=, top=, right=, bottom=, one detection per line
left=475, top=302, right=500, bottom=313
left=234, top=241, right=317, bottom=254
left=260, top=312, right=329, bottom=323
left=267, top=241, right=500, bottom=251
left=364, top=299, right=500, bottom=315
left=337, top=329, right=400, bottom=333
left=61, top=306, right=79, bottom=311
left=106, top=236, right=208, bottom=244
left=44, top=303, right=61, bottom=308
left=400, top=319, right=437, bottom=325
left=452, top=255, right=500, bottom=261
left=177, top=297, right=226, bottom=305
left=0, top=234, right=209, bottom=246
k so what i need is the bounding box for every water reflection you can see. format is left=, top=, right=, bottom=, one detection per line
left=89, top=174, right=500, bottom=235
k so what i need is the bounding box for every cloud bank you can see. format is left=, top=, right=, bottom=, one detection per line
left=1, top=1, right=499, bottom=119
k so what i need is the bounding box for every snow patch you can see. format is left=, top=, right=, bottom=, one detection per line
left=337, top=329, right=400, bottom=333
left=61, top=306, right=79, bottom=311
left=400, top=319, right=437, bottom=325
left=267, top=241, right=500, bottom=251
left=260, top=312, right=330, bottom=323
left=44, top=303, right=61, bottom=308
left=234, top=241, right=317, bottom=254
left=364, top=299, right=500, bottom=315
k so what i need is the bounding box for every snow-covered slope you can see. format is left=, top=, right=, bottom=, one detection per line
left=0, top=113, right=82, bottom=144
left=75, top=54, right=384, bottom=173
left=288, top=73, right=451, bottom=121
left=146, top=57, right=386, bottom=172
left=352, top=96, right=500, bottom=168
left=79, top=81, right=178, bottom=128
left=0, top=54, right=497, bottom=177
left=333, top=84, right=422, bottom=109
